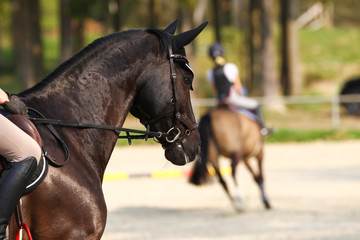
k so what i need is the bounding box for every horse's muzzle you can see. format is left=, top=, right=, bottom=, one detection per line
left=164, top=132, right=201, bottom=166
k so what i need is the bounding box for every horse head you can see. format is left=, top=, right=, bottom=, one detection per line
left=131, top=20, right=207, bottom=165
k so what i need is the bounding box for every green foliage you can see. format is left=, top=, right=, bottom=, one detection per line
left=116, top=137, right=158, bottom=146
left=299, top=27, right=360, bottom=84
left=41, top=0, right=59, bottom=34
left=266, top=129, right=360, bottom=143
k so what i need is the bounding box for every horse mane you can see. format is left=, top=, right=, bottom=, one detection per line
left=146, top=29, right=171, bottom=57
left=20, top=29, right=148, bottom=96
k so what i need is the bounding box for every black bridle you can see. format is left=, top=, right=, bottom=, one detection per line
left=138, top=46, right=198, bottom=144
left=27, top=45, right=198, bottom=166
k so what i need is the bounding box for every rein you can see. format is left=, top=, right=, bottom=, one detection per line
left=28, top=108, right=167, bottom=144
left=27, top=107, right=168, bottom=167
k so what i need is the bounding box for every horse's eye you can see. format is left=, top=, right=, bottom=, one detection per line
left=183, top=77, right=193, bottom=90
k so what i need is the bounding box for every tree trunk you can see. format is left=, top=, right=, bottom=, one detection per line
left=60, top=0, right=73, bottom=63
left=112, top=0, right=123, bottom=31
left=260, top=0, right=280, bottom=97
left=0, top=24, right=2, bottom=65
left=30, top=0, right=42, bottom=78
left=12, top=0, right=43, bottom=89
left=260, top=0, right=284, bottom=111
left=148, top=0, right=157, bottom=28
left=101, top=0, right=111, bottom=33
left=248, top=0, right=262, bottom=96
left=241, top=0, right=250, bottom=89
left=280, top=0, right=301, bottom=95
left=193, top=0, right=208, bottom=26
left=211, top=0, right=221, bottom=42
left=178, top=4, right=195, bottom=57
left=71, top=19, right=85, bottom=53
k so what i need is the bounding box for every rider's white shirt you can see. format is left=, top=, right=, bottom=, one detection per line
left=206, top=63, right=258, bottom=110
left=206, top=63, right=239, bottom=84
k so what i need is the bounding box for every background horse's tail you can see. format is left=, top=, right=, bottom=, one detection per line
left=189, top=113, right=212, bottom=185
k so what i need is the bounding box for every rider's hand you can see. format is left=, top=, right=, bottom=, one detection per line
left=2, top=95, right=28, bottom=115
left=0, top=89, right=9, bottom=104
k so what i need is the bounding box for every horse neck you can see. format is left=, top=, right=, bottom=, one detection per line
left=22, top=32, right=159, bottom=173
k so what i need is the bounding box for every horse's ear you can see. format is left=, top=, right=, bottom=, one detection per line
left=164, top=19, right=179, bottom=35
left=173, top=21, right=208, bottom=48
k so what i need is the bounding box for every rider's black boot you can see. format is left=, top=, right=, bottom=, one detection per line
left=0, top=157, right=37, bottom=239
left=255, top=107, right=273, bottom=136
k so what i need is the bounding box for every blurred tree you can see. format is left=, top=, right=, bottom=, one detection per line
left=60, top=0, right=105, bottom=57
left=12, top=0, right=43, bottom=88
left=60, top=0, right=72, bottom=63
left=178, top=0, right=196, bottom=56
left=178, top=0, right=195, bottom=32
left=69, top=0, right=88, bottom=53
left=247, top=0, right=261, bottom=95
left=333, top=0, right=360, bottom=26
left=261, top=0, right=281, bottom=98
left=0, top=0, right=7, bottom=65
left=110, top=0, right=123, bottom=31
left=148, top=0, right=157, bottom=28
left=193, top=0, right=207, bottom=26
left=222, top=0, right=231, bottom=26
left=211, top=0, right=221, bottom=42
left=244, top=0, right=284, bottom=112
left=280, top=0, right=301, bottom=95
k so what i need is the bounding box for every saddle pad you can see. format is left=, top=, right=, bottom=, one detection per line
left=235, top=108, right=258, bottom=122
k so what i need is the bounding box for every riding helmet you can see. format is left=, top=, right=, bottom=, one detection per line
left=209, top=43, right=224, bottom=59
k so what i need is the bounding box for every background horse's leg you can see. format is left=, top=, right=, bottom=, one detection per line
left=213, top=166, right=238, bottom=210
left=207, top=141, right=235, bottom=209
left=256, top=151, right=271, bottom=209
left=230, top=154, right=245, bottom=211
left=245, top=151, right=271, bottom=209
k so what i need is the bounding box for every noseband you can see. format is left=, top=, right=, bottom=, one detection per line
left=139, top=46, right=198, bottom=144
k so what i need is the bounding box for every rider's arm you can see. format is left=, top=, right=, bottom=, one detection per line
left=233, top=76, right=243, bottom=96
left=224, top=63, right=243, bottom=95
left=211, top=83, right=217, bottom=95
left=206, top=69, right=218, bottom=95
left=0, top=88, right=10, bottom=104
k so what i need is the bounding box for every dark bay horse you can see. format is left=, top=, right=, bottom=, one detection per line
left=7, top=20, right=206, bottom=239
left=189, top=107, right=271, bottom=211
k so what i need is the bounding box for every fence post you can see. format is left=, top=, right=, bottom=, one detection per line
left=331, top=96, right=340, bottom=130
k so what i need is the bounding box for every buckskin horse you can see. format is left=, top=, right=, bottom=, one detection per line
left=189, top=107, right=271, bottom=211
left=2, top=20, right=206, bottom=239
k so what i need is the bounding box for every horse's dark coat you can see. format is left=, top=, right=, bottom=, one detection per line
left=7, top=21, right=206, bottom=240
left=340, top=77, right=360, bottom=115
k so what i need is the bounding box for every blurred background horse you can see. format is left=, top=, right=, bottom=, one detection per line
left=189, top=107, right=271, bottom=211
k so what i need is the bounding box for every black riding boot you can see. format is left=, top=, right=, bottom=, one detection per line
left=255, top=107, right=272, bottom=136
left=0, top=157, right=37, bottom=239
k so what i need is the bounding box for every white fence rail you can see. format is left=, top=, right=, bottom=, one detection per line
left=192, top=95, right=360, bottom=130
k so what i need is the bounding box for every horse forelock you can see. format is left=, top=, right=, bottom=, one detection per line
left=146, top=28, right=186, bottom=58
